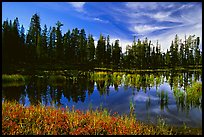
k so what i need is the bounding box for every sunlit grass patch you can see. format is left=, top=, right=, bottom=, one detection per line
left=2, top=74, right=25, bottom=82
left=2, top=82, right=26, bottom=87
left=2, top=74, right=29, bottom=87
left=173, top=81, right=202, bottom=111
left=186, top=81, right=202, bottom=106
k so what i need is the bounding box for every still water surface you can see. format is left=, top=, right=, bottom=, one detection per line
left=2, top=70, right=202, bottom=128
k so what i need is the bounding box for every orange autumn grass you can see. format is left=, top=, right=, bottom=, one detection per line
left=2, top=101, right=202, bottom=135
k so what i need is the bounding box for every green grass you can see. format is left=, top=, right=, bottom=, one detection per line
left=48, top=75, right=67, bottom=86
left=186, top=81, right=202, bottom=106
left=173, top=81, right=202, bottom=111
left=2, top=101, right=202, bottom=135
left=2, top=74, right=25, bottom=82
left=2, top=74, right=29, bottom=87
left=2, top=82, right=26, bottom=87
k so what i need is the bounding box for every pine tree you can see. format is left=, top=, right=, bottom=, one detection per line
left=194, top=37, right=200, bottom=66
left=106, top=35, right=112, bottom=68
left=12, top=18, right=21, bottom=63
left=87, top=34, right=95, bottom=67
left=112, top=39, right=121, bottom=69
left=48, top=27, right=56, bottom=64
left=179, top=42, right=185, bottom=66
left=79, top=29, right=87, bottom=65
left=26, top=13, right=41, bottom=63
left=41, top=24, right=48, bottom=62
left=19, top=25, right=26, bottom=63
left=96, top=34, right=106, bottom=67
left=2, top=19, right=11, bottom=68
left=63, top=29, right=71, bottom=64
left=55, top=21, right=64, bottom=63
left=70, top=28, right=80, bottom=65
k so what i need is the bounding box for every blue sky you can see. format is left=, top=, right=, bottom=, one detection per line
left=2, top=2, right=202, bottom=52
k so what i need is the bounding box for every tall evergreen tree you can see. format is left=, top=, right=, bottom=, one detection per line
left=63, top=30, right=71, bottom=64
left=48, top=27, right=56, bottom=64
left=70, top=28, right=80, bottom=65
left=179, top=43, right=185, bottom=66
left=106, top=35, right=112, bottom=68
left=27, top=13, right=41, bottom=47
left=19, top=25, right=26, bottom=62
left=96, top=34, right=106, bottom=67
left=112, top=39, right=121, bottom=69
left=87, top=34, right=95, bottom=67
left=194, top=37, right=201, bottom=66
left=79, top=29, right=87, bottom=65
left=2, top=19, right=11, bottom=67
left=41, top=24, right=48, bottom=62
left=12, top=17, right=21, bottom=63
left=26, top=13, right=41, bottom=63
left=55, top=21, right=64, bottom=63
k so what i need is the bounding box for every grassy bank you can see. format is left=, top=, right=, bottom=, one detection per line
left=2, top=101, right=202, bottom=135
left=2, top=74, right=25, bottom=82
left=94, top=66, right=202, bottom=73
left=2, top=74, right=29, bottom=87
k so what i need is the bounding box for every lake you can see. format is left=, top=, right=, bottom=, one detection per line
left=2, top=70, right=202, bottom=128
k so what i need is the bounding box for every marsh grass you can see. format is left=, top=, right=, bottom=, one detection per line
left=173, top=81, right=202, bottom=110
left=2, top=82, right=25, bottom=87
left=48, top=75, right=67, bottom=86
left=2, top=101, right=202, bottom=135
left=2, top=74, right=25, bottom=83
left=2, top=74, right=30, bottom=87
left=186, top=81, right=202, bottom=106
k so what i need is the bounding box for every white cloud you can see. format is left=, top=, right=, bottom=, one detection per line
left=126, top=2, right=159, bottom=10
left=133, top=25, right=170, bottom=34
left=153, top=12, right=170, bottom=19
left=152, top=11, right=174, bottom=22
left=68, top=2, right=85, bottom=12
left=133, top=92, right=158, bottom=102
left=69, top=2, right=202, bottom=52
left=124, top=2, right=202, bottom=51
left=94, top=17, right=102, bottom=21
left=93, top=17, right=109, bottom=23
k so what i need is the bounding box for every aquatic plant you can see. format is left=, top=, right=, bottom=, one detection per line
left=2, top=74, right=26, bottom=83
left=149, top=74, right=155, bottom=86
left=48, top=75, right=66, bottom=86
left=129, top=99, right=136, bottom=118
left=186, top=81, right=202, bottom=107
left=2, top=74, right=29, bottom=87
left=157, top=89, right=169, bottom=111
left=173, top=81, right=202, bottom=112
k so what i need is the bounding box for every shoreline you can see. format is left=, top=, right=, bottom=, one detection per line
left=2, top=101, right=202, bottom=135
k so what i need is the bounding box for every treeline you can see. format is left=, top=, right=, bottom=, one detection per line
left=2, top=13, right=202, bottom=72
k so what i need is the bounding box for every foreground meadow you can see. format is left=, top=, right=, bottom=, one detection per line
left=2, top=101, right=202, bottom=135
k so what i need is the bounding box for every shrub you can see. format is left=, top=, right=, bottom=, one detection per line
left=2, top=101, right=202, bottom=135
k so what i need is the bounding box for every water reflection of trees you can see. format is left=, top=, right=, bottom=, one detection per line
left=2, top=70, right=202, bottom=110
left=2, top=86, right=26, bottom=102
